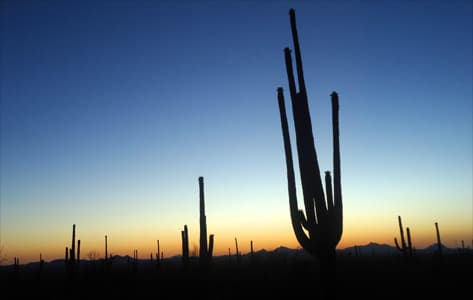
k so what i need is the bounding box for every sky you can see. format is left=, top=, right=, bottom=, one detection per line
left=1, top=0, right=472, bottom=264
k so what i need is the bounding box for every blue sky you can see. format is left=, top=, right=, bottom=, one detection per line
left=1, top=0, right=472, bottom=262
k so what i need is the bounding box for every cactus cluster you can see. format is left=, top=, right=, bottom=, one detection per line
left=394, top=216, right=413, bottom=257
left=65, top=224, right=80, bottom=273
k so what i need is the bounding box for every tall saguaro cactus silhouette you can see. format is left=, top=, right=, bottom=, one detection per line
left=277, top=8, right=343, bottom=289
left=199, top=176, right=214, bottom=265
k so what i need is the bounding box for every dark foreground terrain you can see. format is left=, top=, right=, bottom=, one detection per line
left=1, top=253, right=471, bottom=299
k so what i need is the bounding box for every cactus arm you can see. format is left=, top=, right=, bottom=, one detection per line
left=331, top=92, right=343, bottom=244
left=289, top=8, right=306, bottom=95
left=397, top=216, right=407, bottom=250
left=325, top=171, right=334, bottom=212
left=208, top=234, right=214, bottom=259
left=298, top=210, right=310, bottom=231
left=283, top=49, right=319, bottom=231
left=435, top=222, right=442, bottom=256
left=394, top=238, right=402, bottom=251
left=277, top=87, right=311, bottom=248
left=406, top=227, right=413, bottom=257
left=284, top=35, right=327, bottom=232
left=284, top=48, right=298, bottom=99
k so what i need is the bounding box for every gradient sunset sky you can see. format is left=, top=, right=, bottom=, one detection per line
left=1, top=0, right=472, bottom=263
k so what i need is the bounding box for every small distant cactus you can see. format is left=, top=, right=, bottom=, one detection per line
left=435, top=222, right=442, bottom=257
left=65, top=224, right=80, bottom=274
left=38, top=253, right=44, bottom=278
left=394, top=216, right=413, bottom=257
left=156, top=240, right=161, bottom=265
left=199, top=176, right=214, bottom=265
left=105, top=235, right=108, bottom=261
left=14, top=257, right=19, bottom=272
left=133, top=249, right=138, bottom=272
left=77, top=240, right=81, bottom=264
left=181, top=225, right=189, bottom=264
left=235, top=237, right=240, bottom=264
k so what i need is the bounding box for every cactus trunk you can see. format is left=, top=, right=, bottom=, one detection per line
left=199, top=176, right=214, bottom=264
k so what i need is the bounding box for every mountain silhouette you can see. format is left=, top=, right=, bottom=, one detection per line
left=2, top=242, right=467, bottom=269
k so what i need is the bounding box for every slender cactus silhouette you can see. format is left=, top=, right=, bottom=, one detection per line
left=156, top=239, right=161, bottom=266
left=235, top=237, right=240, bottom=264
left=277, top=9, right=343, bottom=291
left=105, top=235, right=108, bottom=261
left=199, top=176, right=214, bottom=265
left=435, top=222, right=442, bottom=257
left=65, top=224, right=79, bottom=274
left=71, top=224, right=76, bottom=264
left=14, top=257, right=19, bottom=273
left=77, top=240, right=81, bottom=264
left=394, top=216, right=413, bottom=257
left=181, top=225, right=189, bottom=265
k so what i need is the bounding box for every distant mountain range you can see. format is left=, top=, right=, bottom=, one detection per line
left=336, top=242, right=462, bottom=256
left=1, top=242, right=470, bottom=268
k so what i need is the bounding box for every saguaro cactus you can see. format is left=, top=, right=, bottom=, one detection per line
left=156, top=240, right=161, bottom=265
left=77, top=240, right=81, bottom=264
left=199, top=176, right=214, bottom=264
left=14, top=257, right=19, bottom=272
left=65, top=224, right=79, bottom=274
left=105, top=235, right=108, bottom=261
left=277, top=8, right=343, bottom=279
left=235, top=237, right=240, bottom=264
left=394, top=216, right=413, bottom=257
left=435, top=222, right=442, bottom=256
left=70, top=224, right=76, bottom=263
left=181, top=225, right=189, bottom=264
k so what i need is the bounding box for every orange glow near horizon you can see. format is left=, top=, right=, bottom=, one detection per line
left=2, top=217, right=471, bottom=265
